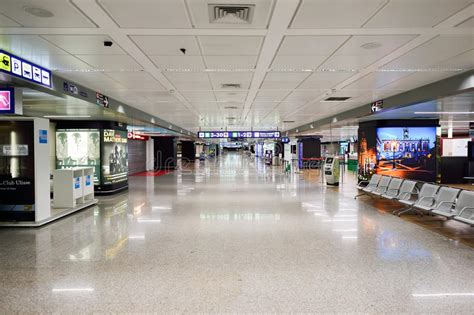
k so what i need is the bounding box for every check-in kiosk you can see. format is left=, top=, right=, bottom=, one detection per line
left=324, top=156, right=340, bottom=186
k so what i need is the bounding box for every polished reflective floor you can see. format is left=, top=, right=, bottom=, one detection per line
left=2, top=152, right=474, bottom=313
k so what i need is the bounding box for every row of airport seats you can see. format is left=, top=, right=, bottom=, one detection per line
left=355, top=174, right=474, bottom=226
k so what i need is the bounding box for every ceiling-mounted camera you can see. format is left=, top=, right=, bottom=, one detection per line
left=104, top=41, right=113, bottom=47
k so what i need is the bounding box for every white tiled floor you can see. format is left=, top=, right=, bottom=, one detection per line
left=1, top=152, right=474, bottom=313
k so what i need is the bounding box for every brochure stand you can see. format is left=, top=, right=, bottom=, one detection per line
left=53, top=167, right=95, bottom=208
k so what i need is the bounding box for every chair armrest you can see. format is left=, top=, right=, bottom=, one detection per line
left=435, top=201, right=455, bottom=210
left=416, top=196, right=435, bottom=205
left=458, top=207, right=474, bottom=217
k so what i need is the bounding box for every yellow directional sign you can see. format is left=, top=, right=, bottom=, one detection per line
left=0, top=52, right=11, bottom=72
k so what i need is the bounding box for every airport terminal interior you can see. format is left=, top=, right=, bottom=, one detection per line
left=1, top=0, right=474, bottom=313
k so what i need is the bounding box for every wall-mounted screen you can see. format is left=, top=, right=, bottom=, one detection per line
left=376, top=127, right=436, bottom=182
left=102, top=129, right=128, bottom=185
left=442, top=138, right=470, bottom=157
left=56, top=129, right=100, bottom=185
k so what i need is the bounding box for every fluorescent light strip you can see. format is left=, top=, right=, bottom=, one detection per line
left=412, top=293, right=474, bottom=297
left=44, top=115, right=91, bottom=118
left=52, top=288, right=94, bottom=292
left=414, top=112, right=474, bottom=115
left=152, top=206, right=172, bottom=210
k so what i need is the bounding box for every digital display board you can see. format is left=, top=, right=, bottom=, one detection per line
left=0, top=50, right=51, bottom=88
left=198, top=131, right=281, bottom=138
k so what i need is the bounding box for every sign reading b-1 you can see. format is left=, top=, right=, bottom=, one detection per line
left=198, top=131, right=281, bottom=138
left=0, top=49, right=51, bottom=88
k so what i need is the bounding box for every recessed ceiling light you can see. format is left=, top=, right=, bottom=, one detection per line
left=24, top=6, right=54, bottom=18
left=361, top=42, right=382, bottom=50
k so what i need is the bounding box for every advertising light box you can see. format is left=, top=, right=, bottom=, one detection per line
left=376, top=127, right=437, bottom=182
left=102, top=129, right=128, bottom=185
left=56, top=129, right=101, bottom=185
left=0, top=88, right=15, bottom=114
left=198, top=131, right=281, bottom=139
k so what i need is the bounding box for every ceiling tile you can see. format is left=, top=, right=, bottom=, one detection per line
left=342, top=72, right=410, bottom=90
left=42, top=35, right=126, bottom=55
left=297, top=72, right=355, bottom=89
left=99, top=0, right=191, bottom=28
left=214, top=91, right=248, bottom=102
left=0, top=13, right=21, bottom=27
left=181, top=91, right=216, bottom=102
left=106, top=72, right=166, bottom=90
left=29, top=55, right=94, bottom=71
left=291, top=0, right=386, bottom=28
left=285, top=90, right=325, bottom=102
left=364, top=0, right=472, bottom=28
left=0, top=35, right=67, bottom=56
left=255, top=90, right=291, bottom=102
left=0, top=0, right=95, bottom=28
left=456, top=16, right=474, bottom=28
left=150, top=55, right=205, bottom=69
left=383, top=35, right=474, bottom=69
left=203, top=55, right=258, bottom=69
left=77, top=55, right=143, bottom=70
left=131, top=36, right=200, bottom=56
left=278, top=36, right=349, bottom=56
left=271, top=55, right=327, bottom=70
left=319, top=55, right=381, bottom=70
left=199, top=36, right=263, bottom=55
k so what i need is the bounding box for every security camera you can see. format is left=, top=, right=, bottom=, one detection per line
left=179, top=48, right=186, bottom=55
left=104, top=41, right=113, bottom=47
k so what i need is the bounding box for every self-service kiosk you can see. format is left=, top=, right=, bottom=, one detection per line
left=324, top=156, right=340, bottom=186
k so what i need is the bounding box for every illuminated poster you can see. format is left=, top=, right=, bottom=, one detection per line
left=376, top=127, right=436, bottom=182
left=56, top=129, right=100, bottom=184
left=358, top=126, right=377, bottom=182
left=102, top=129, right=128, bottom=185
left=0, top=121, right=35, bottom=220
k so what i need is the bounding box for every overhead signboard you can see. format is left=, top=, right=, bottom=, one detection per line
left=371, top=100, right=383, bottom=113
left=198, top=131, right=281, bottom=139
left=96, top=92, right=109, bottom=108
left=0, top=49, right=51, bottom=88
left=127, top=131, right=149, bottom=141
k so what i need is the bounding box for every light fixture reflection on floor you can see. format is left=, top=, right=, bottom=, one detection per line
left=342, top=236, right=358, bottom=239
left=52, top=288, right=94, bottom=292
left=412, top=293, right=474, bottom=297
left=128, top=235, right=145, bottom=239
left=322, top=219, right=358, bottom=222
left=137, top=219, right=161, bottom=223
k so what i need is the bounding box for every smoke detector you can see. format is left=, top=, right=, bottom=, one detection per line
left=209, top=4, right=255, bottom=24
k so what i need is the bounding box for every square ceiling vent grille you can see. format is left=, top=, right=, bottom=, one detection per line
left=209, top=4, right=255, bottom=24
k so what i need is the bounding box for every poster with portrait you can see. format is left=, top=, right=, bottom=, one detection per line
left=102, top=129, right=128, bottom=185
left=56, top=129, right=101, bottom=184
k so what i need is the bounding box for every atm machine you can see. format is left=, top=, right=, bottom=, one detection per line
left=324, top=156, right=340, bottom=186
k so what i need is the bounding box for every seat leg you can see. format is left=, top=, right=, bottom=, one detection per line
left=392, top=206, right=407, bottom=215
left=354, top=192, right=366, bottom=199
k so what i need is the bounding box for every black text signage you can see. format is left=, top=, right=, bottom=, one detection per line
left=371, top=100, right=383, bottom=113
left=0, top=49, right=51, bottom=88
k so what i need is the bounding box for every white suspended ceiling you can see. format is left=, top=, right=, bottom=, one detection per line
left=0, top=0, right=472, bottom=132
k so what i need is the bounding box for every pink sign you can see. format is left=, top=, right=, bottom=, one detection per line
left=0, top=90, right=11, bottom=110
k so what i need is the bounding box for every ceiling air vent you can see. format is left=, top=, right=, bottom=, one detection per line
left=221, top=83, right=241, bottom=89
left=283, top=120, right=295, bottom=123
left=323, top=96, right=351, bottom=102
left=209, top=4, right=255, bottom=24
left=224, top=106, right=239, bottom=110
